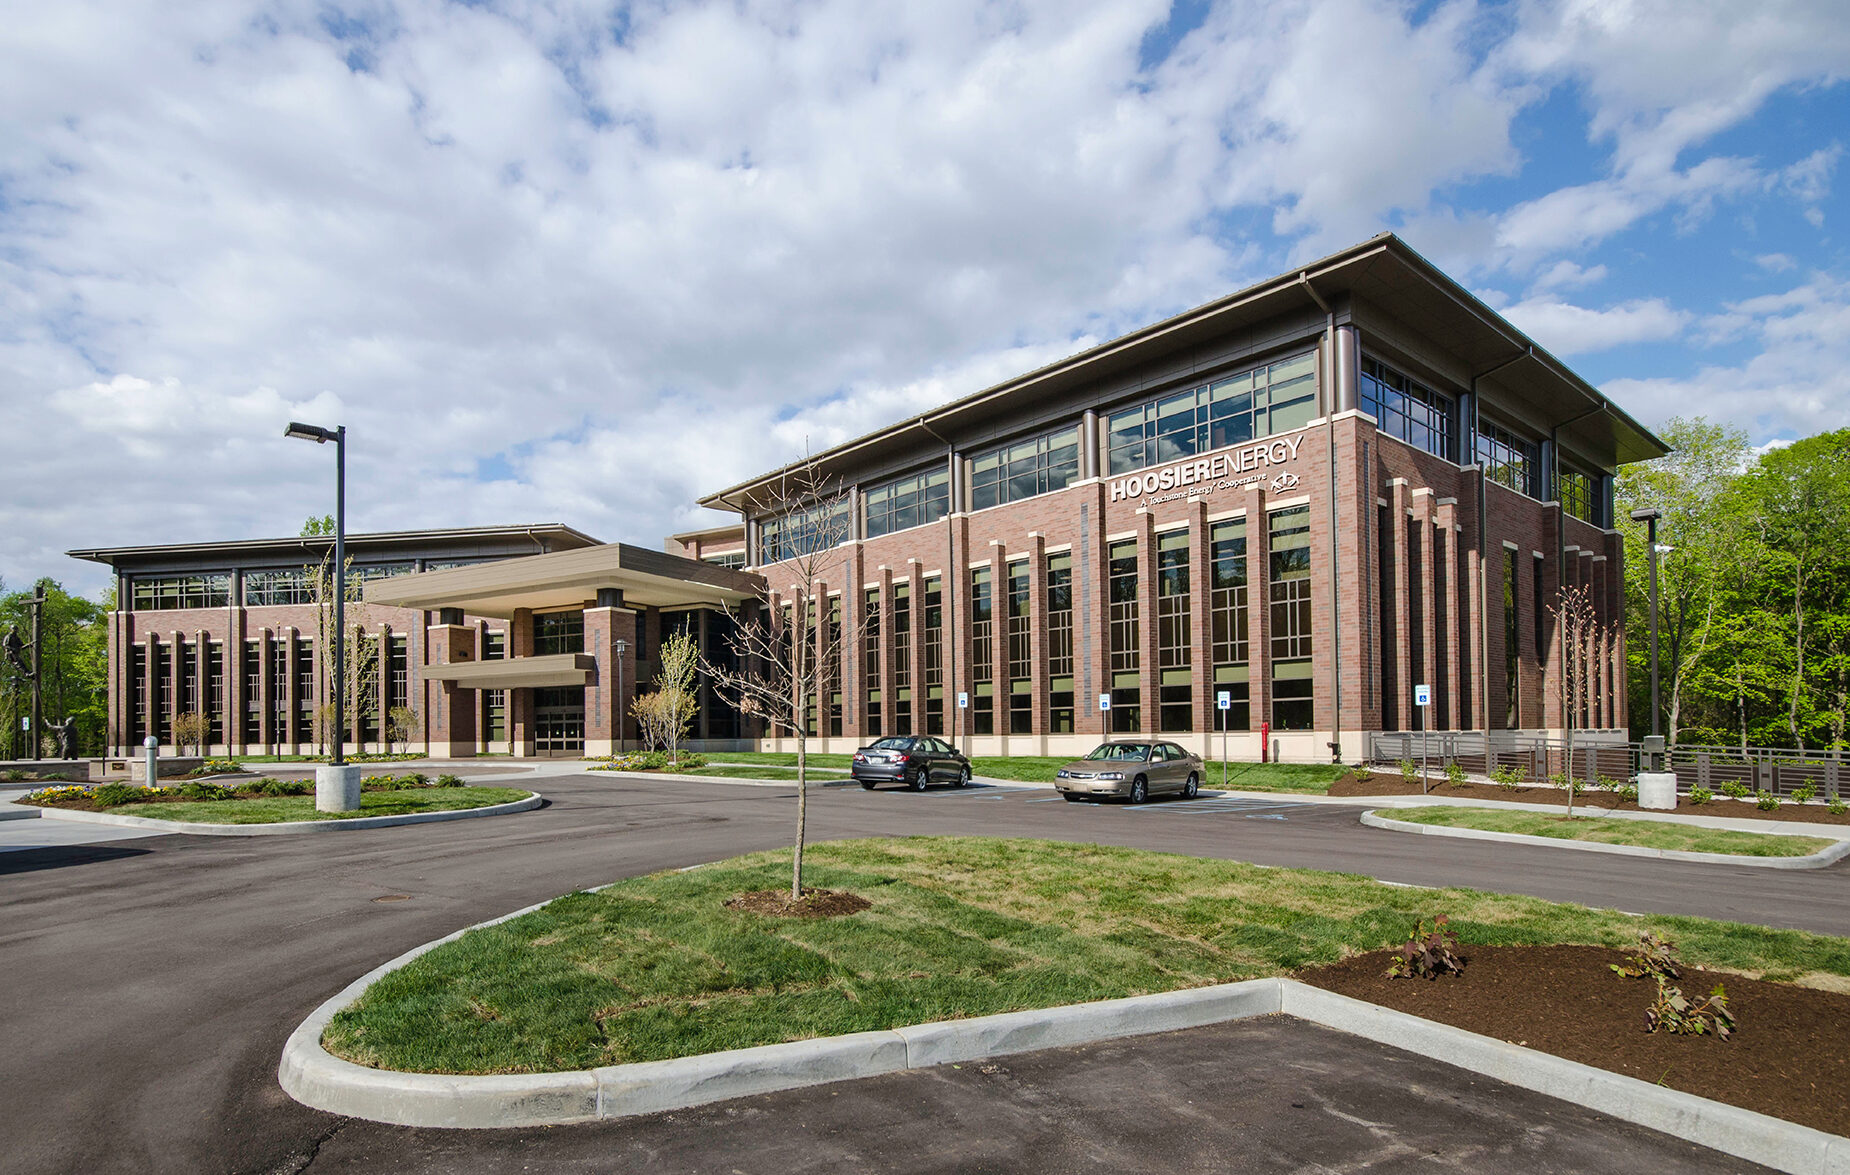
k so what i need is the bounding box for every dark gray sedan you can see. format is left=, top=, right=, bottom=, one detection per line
left=1053, top=741, right=1203, bottom=803
left=851, top=736, right=973, bottom=791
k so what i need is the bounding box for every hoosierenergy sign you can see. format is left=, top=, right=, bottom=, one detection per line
left=1107, top=431, right=1310, bottom=506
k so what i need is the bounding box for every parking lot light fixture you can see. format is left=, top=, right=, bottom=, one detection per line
left=286, top=420, right=358, bottom=810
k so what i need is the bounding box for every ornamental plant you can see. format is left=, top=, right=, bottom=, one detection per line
left=1790, top=783, right=1817, bottom=804
left=1610, top=931, right=1735, bottom=1040
left=1689, top=786, right=1713, bottom=805
left=1830, top=796, right=1848, bottom=816
left=1398, top=758, right=1419, bottom=785
left=1488, top=764, right=1524, bottom=791
left=1755, top=790, right=1780, bottom=811
left=1386, top=914, right=1466, bottom=981
left=1718, top=781, right=1750, bottom=799
left=1444, top=761, right=1467, bottom=786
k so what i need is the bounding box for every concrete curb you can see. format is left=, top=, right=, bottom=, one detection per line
left=1277, top=983, right=1850, bottom=1175
left=275, top=907, right=1848, bottom=1173
left=24, top=792, right=542, bottom=837
left=1359, top=809, right=1850, bottom=870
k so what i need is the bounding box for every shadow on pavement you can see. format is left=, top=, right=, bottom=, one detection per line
left=0, top=843, right=155, bottom=875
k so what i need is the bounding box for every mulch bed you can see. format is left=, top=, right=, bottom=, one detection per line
left=1295, top=944, right=1849, bottom=1134
left=1329, top=774, right=1850, bottom=824
left=724, top=888, right=871, bottom=918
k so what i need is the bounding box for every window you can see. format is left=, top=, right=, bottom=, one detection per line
left=892, top=582, right=912, bottom=735
left=864, top=587, right=882, bottom=737
left=827, top=595, right=844, bottom=737
left=1046, top=553, right=1074, bottom=733
left=1476, top=421, right=1539, bottom=497
left=131, top=574, right=230, bottom=611
left=270, top=641, right=288, bottom=739
left=1558, top=464, right=1601, bottom=525
left=923, top=578, right=943, bottom=734
left=206, top=642, right=224, bottom=745
left=970, top=427, right=1081, bottom=511
left=388, top=635, right=409, bottom=713
left=1361, top=358, right=1455, bottom=461
left=424, top=558, right=492, bottom=572
left=244, top=568, right=314, bottom=606
left=702, top=551, right=747, bottom=570
left=1157, top=531, right=1191, bottom=732
left=1107, top=352, right=1316, bottom=475
left=970, top=567, right=994, bottom=735
left=1209, top=519, right=1250, bottom=731
left=151, top=641, right=169, bottom=743
left=1269, top=507, right=1313, bottom=730
left=758, top=498, right=849, bottom=564
left=130, top=645, right=146, bottom=740
left=534, top=611, right=583, bottom=656
left=1504, top=550, right=1520, bottom=729
left=1007, top=561, right=1032, bottom=734
left=1532, top=555, right=1546, bottom=660
left=350, top=562, right=415, bottom=585
left=865, top=467, right=950, bottom=539
left=1108, top=540, right=1140, bottom=732
left=295, top=638, right=315, bottom=739
left=241, top=640, right=260, bottom=744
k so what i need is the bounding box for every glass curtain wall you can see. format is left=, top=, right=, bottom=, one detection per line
left=1108, top=540, right=1140, bottom=732
left=1210, top=520, right=1251, bottom=730
left=970, top=568, right=993, bottom=735
left=1156, top=532, right=1192, bottom=732
left=863, top=587, right=881, bottom=736
left=1268, top=507, right=1313, bottom=730
left=1006, top=560, right=1032, bottom=734
left=1046, top=553, right=1074, bottom=732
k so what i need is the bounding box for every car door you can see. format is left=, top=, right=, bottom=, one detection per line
left=1168, top=743, right=1196, bottom=790
left=926, top=738, right=950, bottom=781
left=1157, top=744, right=1183, bottom=792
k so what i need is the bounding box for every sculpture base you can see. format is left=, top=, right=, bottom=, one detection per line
left=1637, top=772, right=1677, bottom=810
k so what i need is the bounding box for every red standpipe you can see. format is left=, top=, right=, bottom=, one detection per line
left=1261, top=721, right=1271, bottom=763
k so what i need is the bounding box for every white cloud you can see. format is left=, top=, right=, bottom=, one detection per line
left=1502, top=296, right=1689, bottom=354
left=1528, top=259, right=1608, bottom=293
left=1602, top=276, right=1850, bottom=436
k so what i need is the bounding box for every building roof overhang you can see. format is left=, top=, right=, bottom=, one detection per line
left=696, top=234, right=1669, bottom=515
left=363, top=542, right=766, bottom=619
left=421, top=653, right=594, bottom=689
left=66, top=523, right=602, bottom=570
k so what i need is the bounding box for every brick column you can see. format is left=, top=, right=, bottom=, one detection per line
left=256, top=629, right=273, bottom=753
left=1387, top=479, right=1413, bottom=730
left=906, top=559, right=927, bottom=736
left=1437, top=500, right=1462, bottom=732
left=509, top=608, right=535, bottom=757
left=426, top=621, right=478, bottom=757
left=1414, top=491, right=1437, bottom=735
left=1027, top=532, right=1049, bottom=752
left=583, top=604, right=639, bottom=756
left=167, top=629, right=185, bottom=752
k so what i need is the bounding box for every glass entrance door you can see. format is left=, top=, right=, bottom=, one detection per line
left=533, top=686, right=585, bottom=754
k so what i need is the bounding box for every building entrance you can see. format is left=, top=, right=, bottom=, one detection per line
left=534, top=686, right=585, bottom=754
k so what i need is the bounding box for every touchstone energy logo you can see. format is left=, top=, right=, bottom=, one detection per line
left=1107, top=432, right=1309, bottom=506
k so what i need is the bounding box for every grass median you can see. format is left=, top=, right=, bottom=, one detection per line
left=320, top=835, right=1850, bottom=1075
left=1383, top=806, right=1835, bottom=858
left=109, top=786, right=531, bottom=824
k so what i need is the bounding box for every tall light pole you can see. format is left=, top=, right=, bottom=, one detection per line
left=286, top=421, right=359, bottom=810
left=1630, top=507, right=1664, bottom=775
left=615, top=638, right=628, bottom=755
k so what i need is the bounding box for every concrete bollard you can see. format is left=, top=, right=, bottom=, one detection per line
left=143, top=735, right=158, bottom=787
left=1637, top=772, right=1677, bottom=810
left=316, top=764, right=363, bottom=812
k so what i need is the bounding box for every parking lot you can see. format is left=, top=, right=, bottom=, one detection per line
left=3, top=768, right=1840, bottom=1174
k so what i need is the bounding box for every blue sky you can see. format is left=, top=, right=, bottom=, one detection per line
left=2, top=0, right=1847, bottom=595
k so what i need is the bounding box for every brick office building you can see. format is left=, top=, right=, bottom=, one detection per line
left=74, top=234, right=1664, bottom=762
left=693, top=233, right=1665, bottom=761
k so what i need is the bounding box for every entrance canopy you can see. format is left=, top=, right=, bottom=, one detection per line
left=363, top=542, right=763, bottom=619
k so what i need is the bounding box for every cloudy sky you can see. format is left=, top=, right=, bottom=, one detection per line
left=5, top=0, right=1847, bottom=595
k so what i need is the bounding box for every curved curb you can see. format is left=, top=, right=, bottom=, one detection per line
left=277, top=909, right=1849, bottom=1174
left=1359, top=809, right=1850, bottom=869
left=24, top=792, right=542, bottom=837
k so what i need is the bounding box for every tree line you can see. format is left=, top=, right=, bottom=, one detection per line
left=1617, top=419, right=1850, bottom=752
left=0, top=578, right=110, bottom=759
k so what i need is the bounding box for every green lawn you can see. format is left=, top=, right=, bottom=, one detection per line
left=108, top=786, right=531, bottom=824
left=703, top=751, right=1345, bottom=792
left=1387, top=806, right=1834, bottom=858
left=321, top=835, right=1850, bottom=1076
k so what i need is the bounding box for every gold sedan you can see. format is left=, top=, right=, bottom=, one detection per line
left=1053, top=741, right=1203, bottom=803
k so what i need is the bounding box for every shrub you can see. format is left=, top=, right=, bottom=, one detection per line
left=1594, top=773, right=1625, bottom=793
left=253, top=777, right=312, bottom=797
left=1619, top=784, right=1639, bottom=805
left=1611, top=931, right=1681, bottom=981
left=1830, top=796, right=1848, bottom=816
left=1755, top=789, right=1780, bottom=811
left=93, top=783, right=156, bottom=808
left=435, top=773, right=463, bottom=788
left=39, top=772, right=68, bottom=782
left=1488, top=764, right=1524, bottom=791
left=1353, top=764, right=1374, bottom=782
left=1386, top=915, right=1465, bottom=981
left=1648, top=981, right=1735, bottom=1039
left=1444, top=761, right=1467, bottom=786
left=1398, top=758, right=1419, bottom=785
left=179, top=781, right=237, bottom=801
left=1548, top=771, right=1580, bottom=798
left=1790, top=783, right=1817, bottom=804
left=1718, top=781, right=1750, bottom=799
left=1, top=769, right=27, bottom=782
left=189, top=758, right=242, bottom=778
left=1689, top=786, right=1713, bottom=805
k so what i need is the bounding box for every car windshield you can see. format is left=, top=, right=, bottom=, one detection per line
left=1083, top=743, right=1150, bottom=762
left=869, top=737, right=915, bottom=751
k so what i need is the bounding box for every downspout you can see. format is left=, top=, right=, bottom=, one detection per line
left=1471, top=348, right=1530, bottom=737
left=1299, top=273, right=1343, bottom=761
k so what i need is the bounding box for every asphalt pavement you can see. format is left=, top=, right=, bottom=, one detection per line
left=3, top=768, right=1839, bottom=1174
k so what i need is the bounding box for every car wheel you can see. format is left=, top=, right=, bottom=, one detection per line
left=1183, top=772, right=1199, bottom=799
left=909, top=764, right=930, bottom=791
left=1128, top=776, right=1148, bottom=805
left=861, top=780, right=877, bottom=791
left=956, top=764, right=971, bottom=788
left=1061, top=792, right=1085, bottom=803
